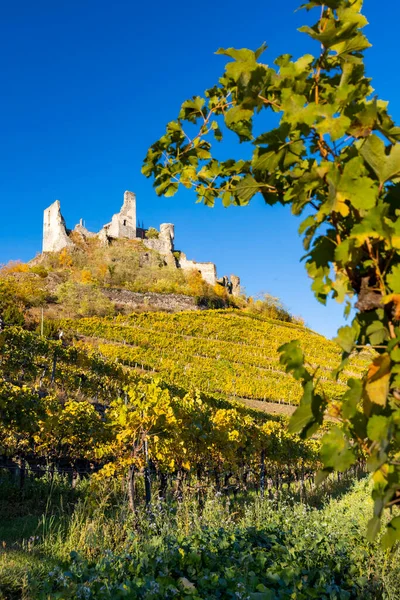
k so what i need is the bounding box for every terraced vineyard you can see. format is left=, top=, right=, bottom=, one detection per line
left=62, top=309, right=370, bottom=407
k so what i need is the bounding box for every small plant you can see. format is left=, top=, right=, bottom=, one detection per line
left=30, top=265, right=49, bottom=278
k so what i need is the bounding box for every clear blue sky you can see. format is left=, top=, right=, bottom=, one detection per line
left=1, top=1, right=399, bottom=338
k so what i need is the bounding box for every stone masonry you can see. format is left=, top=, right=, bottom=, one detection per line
left=42, top=190, right=240, bottom=294
left=43, top=200, right=75, bottom=253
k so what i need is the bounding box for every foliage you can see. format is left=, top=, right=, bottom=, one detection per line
left=2, top=479, right=398, bottom=599
left=0, top=326, right=318, bottom=484
left=35, top=318, right=59, bottom=339
left=1, top=239, right=242, bottom=321
left=64, top=310, right=369, bottom=406
left=0, top=276, right=46, bottom=326
left=2, top=303, right=25, bottom=327
left=56, top=281, right=115, bottom=318
left=143, top=0, right=400, bottom=545
left=145, top=227, right=160, bottom=239
left=246, top=293, right=293, bottom=322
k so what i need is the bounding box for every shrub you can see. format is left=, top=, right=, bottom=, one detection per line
left=3, top=304, right=25, bottom=326
left=56, top=282, right=114, bottom=318
left=145, top=227, right=159, bottom=239
left=246, top=293, right=293, bottom=322
left=35, top=318, right=60, bottom=339
left=30, top=265, right=49, bottom=278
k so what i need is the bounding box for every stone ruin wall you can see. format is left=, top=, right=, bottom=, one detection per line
left=42, top=190, right=240, bottom=295
left=178, top=253, right=217, bottom=287
left=43, top=200, right=75, bottom=253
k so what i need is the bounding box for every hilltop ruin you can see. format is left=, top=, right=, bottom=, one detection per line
left=42, top=190, right=240, bottom=294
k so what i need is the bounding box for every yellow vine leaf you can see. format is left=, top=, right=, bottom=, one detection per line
left=383, top=293, right=400, bottom=320
left=363, top=354, right=391, bottom=413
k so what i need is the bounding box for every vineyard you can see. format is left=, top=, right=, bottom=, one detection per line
left=4, top=0, right=400, bottom=594
left=0, top=323, right=323, bottom=488
left=0, top=305, right=394, bottom=599
left=62, top=309, right=370, bottom=407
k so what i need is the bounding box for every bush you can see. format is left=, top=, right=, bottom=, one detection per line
left=145, top=227, right=159, bottom=239
left=14, top=480, right=398, bottom=599
left=246, top=293, right=293, bottom=322
left=35, top=319, right=60, bottom=339
left=56, top=282, right=115, bottom=318
left=29, top=265, right=48, bottom=278
left=3, top=304, right=25, bottom=327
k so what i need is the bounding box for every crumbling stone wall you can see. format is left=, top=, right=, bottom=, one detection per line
left=102, top=289, right=199, bottom=312
left=178, top=253, right=217, bottom=286
left=231, top=275, right=241, bottom=296
left=41, top=191, right=238, bottom=293
left=100, top=191, right=136, bottom=240
left=43, top=200, right=75, bottom=253
left=143, top=223, right=175, bottom=256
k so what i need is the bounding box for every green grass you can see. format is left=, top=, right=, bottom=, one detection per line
left=0, top=475, right=398, bottom=599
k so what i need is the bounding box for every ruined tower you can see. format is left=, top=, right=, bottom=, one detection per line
left=102, top=191, right=136, bottom=240
left=41, top=190, right=238, bottom=295
left=42, top=200, right=74, bottom=253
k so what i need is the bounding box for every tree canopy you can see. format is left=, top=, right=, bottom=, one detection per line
left=143, top=0, right=400, bottom=546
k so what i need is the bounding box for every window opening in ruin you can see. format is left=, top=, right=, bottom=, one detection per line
left=123, top=219, right=127, bottom=226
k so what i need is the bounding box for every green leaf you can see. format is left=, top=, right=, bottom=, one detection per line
left=234, top=175, right=260, bottom=205
left=314, top=469, right=331, bottom=486
left=225, top=106, right=254, bottom=140
left=366, top=321, right=389, bottom=346
left=387, top=264, right=400, bottom=293
left=341, top=379, right=363, bottom=420
left=361, top=135, right=400, bottom=184
left=288, top=380, right=315, bottom=435
left=252, top=148, right=284, bottom=173
left=315, top=114, right=351, bottom=141
left=278, top=339, right=309, bottom=380
left=390, top=346, right=400, bottom=362
left=334, top=323, right=359, bottom=353
left=382, top=516, right=400, bottom=549
left=216, top=45, right=269, bottom=85
left=320, top=427, right=356, bottom=472
left=367, top=415, right=390, bottom=442
left=328, top=158, right=378, bottom=212
left=164, top=183, right=179, bottom=198
left=222, top=192, right=232, bottom=208
left=350, top=204, right=393, bottom=246
left=216, top=47, right=257, bottom=62
left=288, top=380, right=325, bottom=438
left=366, top=516, right=381, bottom=542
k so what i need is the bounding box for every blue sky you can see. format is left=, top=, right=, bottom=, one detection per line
left=1, top=0, right=399, bottom=338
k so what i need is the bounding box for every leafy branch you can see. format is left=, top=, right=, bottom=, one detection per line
left=144, top=0, right=400, bottom=547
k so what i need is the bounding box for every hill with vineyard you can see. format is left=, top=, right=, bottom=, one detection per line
left=62, top=309, right=370, bottom=412
left=0, top=237, right=387, bottom=600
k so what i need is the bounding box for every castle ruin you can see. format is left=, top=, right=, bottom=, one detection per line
left=42, top=190, right=240, bottom=294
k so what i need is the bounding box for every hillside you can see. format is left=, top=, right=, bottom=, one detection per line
left=0, top=239, right=239, bottom=330
left=0, top=238, right=369, bottom=412
left=61, top=309, right=369, bottom=410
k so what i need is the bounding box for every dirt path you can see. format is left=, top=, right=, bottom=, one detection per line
left=235, top=397, right=296, bottom=417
